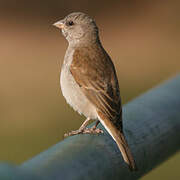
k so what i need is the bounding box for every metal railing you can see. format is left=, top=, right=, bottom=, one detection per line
left=1, top=75, right=180, bottom=180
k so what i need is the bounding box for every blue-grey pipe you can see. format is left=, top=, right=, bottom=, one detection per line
left=17, top=74, right=180, bottom=179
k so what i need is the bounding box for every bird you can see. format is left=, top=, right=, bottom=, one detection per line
left=53, top=12, right=137, bottom=171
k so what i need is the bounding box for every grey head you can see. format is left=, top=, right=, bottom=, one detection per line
left=53, top=12, right=99, bottom=46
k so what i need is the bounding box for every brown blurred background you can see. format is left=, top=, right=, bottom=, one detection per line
left=0, top=0, right=180, bottom=179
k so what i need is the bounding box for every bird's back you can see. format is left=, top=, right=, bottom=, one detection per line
left=70, top=43, right=123, bottom=131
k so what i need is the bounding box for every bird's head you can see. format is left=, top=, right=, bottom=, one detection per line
left=53, top=12, right=99, bottom=46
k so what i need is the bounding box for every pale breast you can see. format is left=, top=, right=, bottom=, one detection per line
left=60, top=47, right=98, bottom=119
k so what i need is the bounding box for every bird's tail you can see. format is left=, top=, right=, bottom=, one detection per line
left=98, top=111, right=137, bottom=171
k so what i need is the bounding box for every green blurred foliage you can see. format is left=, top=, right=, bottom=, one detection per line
left=0, top=0, right=179, bottom=179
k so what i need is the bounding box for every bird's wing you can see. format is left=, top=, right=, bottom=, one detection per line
left=70, top=47, right=122, bottom=129
left=70, top=47, right=137, bottom=170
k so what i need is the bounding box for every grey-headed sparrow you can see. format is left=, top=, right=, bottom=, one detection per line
left=53, top=12, right=136, bottom=171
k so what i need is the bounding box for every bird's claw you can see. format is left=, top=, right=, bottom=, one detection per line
left=64, top=127, right=103, bottom=137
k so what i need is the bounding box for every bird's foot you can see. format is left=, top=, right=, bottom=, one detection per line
left=64, top=127, right=103, bottom=137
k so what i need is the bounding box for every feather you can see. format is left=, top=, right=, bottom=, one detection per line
left=70, top=45, right=137, bottom=170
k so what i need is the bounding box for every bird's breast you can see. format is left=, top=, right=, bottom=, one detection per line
left=60, top=47, right=97, bottom=119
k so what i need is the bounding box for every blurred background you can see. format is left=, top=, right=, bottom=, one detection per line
left=0, top=0, right=180, bottom=179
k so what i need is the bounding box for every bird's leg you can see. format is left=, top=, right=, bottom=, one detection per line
left=82, top=120, right=103, bottom=134
left=64, top=119, right=103, bottom=137
left=64, top=118, right=91, bottom=137
left=79, top=117, right=91, bottom=131
left=91, top=120, right=100, bottom=130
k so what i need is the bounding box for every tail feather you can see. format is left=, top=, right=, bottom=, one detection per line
left=116, top=131, right=137, bottom=171
left=98, top=111, right=137, bottom=171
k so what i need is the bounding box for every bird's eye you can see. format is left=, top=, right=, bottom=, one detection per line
left=68, top=21, right=74, bottom=26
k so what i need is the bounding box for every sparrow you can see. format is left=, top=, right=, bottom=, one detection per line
left=53, top=12, right=137, bottom=171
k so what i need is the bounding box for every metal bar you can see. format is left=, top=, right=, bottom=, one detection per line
left=21, top=75, right=180, bottom=180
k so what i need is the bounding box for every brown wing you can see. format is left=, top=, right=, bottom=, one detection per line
left=71, top=46, right=137, bottom=171
left=70, top=46, right=122, bottom=130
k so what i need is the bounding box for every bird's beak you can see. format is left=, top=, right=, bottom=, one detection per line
left=53, top=20, right=65, bottom=29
